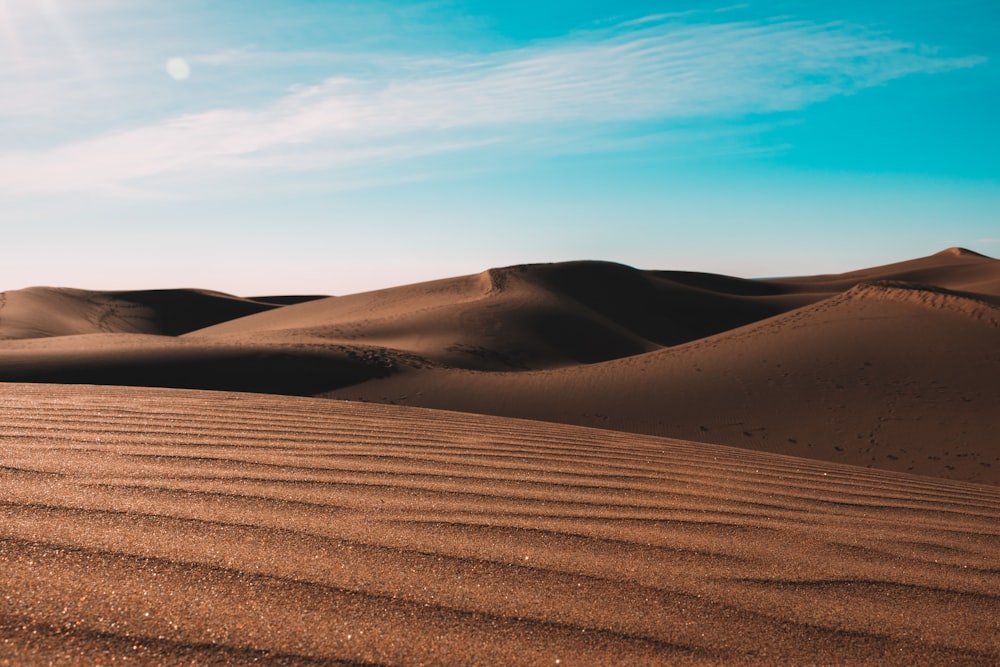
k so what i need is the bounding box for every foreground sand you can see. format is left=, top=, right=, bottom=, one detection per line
left=1, top=383, right=997, bottom=665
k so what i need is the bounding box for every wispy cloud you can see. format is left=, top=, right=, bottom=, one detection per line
left=618, top=12, right=701, bottom=27
left=976, top=238, right=1000, bottom=244
left=0, top=15, right=984, bottom=196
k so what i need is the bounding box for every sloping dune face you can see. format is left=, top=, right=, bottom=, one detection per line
left=0, top=334, right=393, bottom=396
left=773, top=247, right=1000, bottom=296
left=331, top=275, right=1000, bottom=484
left=0, top=287, right=283, bottom=339
left=188, top=261, right=819, bottom=370
left=176, top=249, right=1000, bottom=367
left=0, top=383, right=997, bottom=665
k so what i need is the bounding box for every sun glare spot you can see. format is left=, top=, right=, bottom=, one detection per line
left=166, top=57, right=190, bottom=81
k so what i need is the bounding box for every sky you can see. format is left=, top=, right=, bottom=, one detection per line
left=0, top=0, right=997, bottom=295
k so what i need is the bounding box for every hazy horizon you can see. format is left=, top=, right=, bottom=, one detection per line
left=2, top=0, right=997, bottom=295
left=0, top=246, right=995, bottom=300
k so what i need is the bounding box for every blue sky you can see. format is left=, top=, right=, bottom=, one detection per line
left=1, top=0, right=997, bottom=295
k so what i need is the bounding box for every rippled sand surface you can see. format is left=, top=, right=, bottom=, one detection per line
left=1, top=383, right=997, bottom=665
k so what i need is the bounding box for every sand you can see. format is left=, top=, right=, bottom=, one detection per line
left=0, top=288, right=295, bottom=339
left=1, top=248, right=998, bottom=663
left=329, top=274, right=1000, bottom=485
left=1, top=383, right=997, bottom=665
left=1, top=249, right=997, bottom=485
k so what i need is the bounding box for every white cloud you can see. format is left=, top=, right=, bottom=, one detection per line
left=0, top=16, right=984, bottom=196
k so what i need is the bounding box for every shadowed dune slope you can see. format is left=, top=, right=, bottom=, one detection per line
left=0, top=287, right=299, bottom=339
left=188, top=262, right=819, bottom=370
left=248, top=295, right=331, bottom=306
left=190, top=248, right=998, bottom=373
left=330, top=280, right=1000, bottom=485
left=1, top=383, right=997, bottom=666
left=0, top=334, right=393, bottom=396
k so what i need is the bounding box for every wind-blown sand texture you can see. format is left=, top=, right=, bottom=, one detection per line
left=2, top=383, right=998, bottom=665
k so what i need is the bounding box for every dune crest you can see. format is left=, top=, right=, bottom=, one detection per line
left=936, top=246, right=990, bottom=258
left=845, top=280, right=1000, bottom=325
left=775, top=246, right=1000, bottom=295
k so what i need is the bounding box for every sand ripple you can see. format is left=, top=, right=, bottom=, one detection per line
left=1, top=383, right=998, bottom=665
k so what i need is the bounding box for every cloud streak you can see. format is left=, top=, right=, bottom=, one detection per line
left=0, top=15, right=984, bottom=196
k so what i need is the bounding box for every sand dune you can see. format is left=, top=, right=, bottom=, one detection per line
left=188, top=248, right=999, bottom=370
left=772, top=247, right=1000, bottom=295
left=188, top=261, right=822, bottom=370
left=0, top=334, right=391, bottom=395
left=0, top=248, right=996, bottom=486
left=1, top=383, right=997, bottom=665
left=0, top=287, right=300, bottom=339
left=330, top=276, right=1000, bottom=484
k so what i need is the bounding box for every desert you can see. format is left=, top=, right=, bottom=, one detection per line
left=2, top=2, right=998, bottom=663
left=1, top=248, right=998, bottom=665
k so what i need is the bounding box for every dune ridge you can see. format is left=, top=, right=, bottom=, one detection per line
left=188, top=259, right=851, bottom=370
left=843, top=279, right=1000, bottom=324
left=1, top=383, right=997, bottom=665
left=771, top=246, right=1000, bottom=295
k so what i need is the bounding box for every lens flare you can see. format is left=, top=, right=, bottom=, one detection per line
left=166, top=57, right=190, bottom=81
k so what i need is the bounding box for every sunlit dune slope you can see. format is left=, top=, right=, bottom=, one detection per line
left=330, top=279, right=1000, bottom=485
left=772, top=247, right=1000, bottom=296
left=1, top=383, right=997, bottom=666
left=0, top=287, right=297, bottom=339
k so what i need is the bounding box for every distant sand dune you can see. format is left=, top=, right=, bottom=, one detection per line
left=329, top=272, right=1000, bottom=485
left=1, top=249, right=997, bottom=486
left=1, top=383, right=997, bottom=665
left=770, top=247, right=1000, bottom=295
left=0, top=287, right=303, bottom=339
left=188, top=261, right=822, bottom=370
left=0, top=334, right=392, bottom=395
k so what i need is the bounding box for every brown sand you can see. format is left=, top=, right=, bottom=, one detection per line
left=1, top=248, right=997, bottom=487
left=0, top=287, right=298, bottom=339
left=1, top=383, right=997, bottom=665
left=188, top=260, right=823, bottom=369
left=188, top=247, right=1000, bottom=371
left=329, top=274, right=1000, bottom=485
left=0, top=333, right=392, bottom=396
